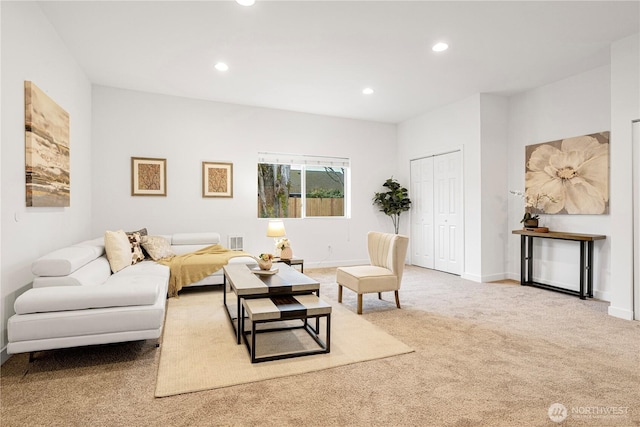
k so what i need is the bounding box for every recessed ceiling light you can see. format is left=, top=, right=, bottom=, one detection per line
left=432, top=42, right=449, bottom=52
left=236, top=0, right=255, bottom=6
left=214, top=62, right=229, bottom=72
left=362, top=88, right=374, bottom=95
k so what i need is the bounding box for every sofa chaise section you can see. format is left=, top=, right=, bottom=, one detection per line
left=6, top=231, right=255, bottom=356
left=8, top=281, right=166, bottom=355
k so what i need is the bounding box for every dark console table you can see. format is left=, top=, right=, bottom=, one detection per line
left=512, top=230, right=606, bottom=299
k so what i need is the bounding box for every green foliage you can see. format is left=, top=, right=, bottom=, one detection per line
left=372, top=177, right=412, bottom=234
left=306, top=188, right=344, bottom=198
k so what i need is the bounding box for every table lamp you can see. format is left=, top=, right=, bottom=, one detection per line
left=266, top=220, right=289, bottom=258
left=266, top=220, right=286, bottom=239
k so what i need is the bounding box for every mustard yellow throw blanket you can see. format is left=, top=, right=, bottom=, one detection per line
left=159, top=245, right=253, bottom=297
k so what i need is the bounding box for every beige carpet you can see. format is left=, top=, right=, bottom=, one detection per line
left=2, top=266, right=638, bottom=426
left=154, top=288, right=413, bottom=397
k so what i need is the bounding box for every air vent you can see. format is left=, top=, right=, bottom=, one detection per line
left=228, top=235, right=244, bottom=251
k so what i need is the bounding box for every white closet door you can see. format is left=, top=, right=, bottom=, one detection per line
left=434, top=151, right=462, bottom=275
left=410, top=157, right=434, bottom=268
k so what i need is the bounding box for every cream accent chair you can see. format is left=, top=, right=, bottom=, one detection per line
left=336, top=231, right=409, bottom=314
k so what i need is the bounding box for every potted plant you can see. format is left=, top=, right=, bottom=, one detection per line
left=521, top=212, right=540, bottom=228
left=510, top=190, right=556, bottom=229
left=373, top=177, right=412, bottom=234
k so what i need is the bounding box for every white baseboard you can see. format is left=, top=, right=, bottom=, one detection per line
left=461, top=272, right=482, bottom=283
left=481, top=273, right=509, bottom=283
left=306, top=259, right=369, bottom=269
left=608, top=306, right=634, bottom=320
left=509, top=275, right=612, bottom=303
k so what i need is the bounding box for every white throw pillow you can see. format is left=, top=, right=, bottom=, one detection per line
left=141, top=235, right=175, bottom=261
left=104, top=230, right=132, bottom=273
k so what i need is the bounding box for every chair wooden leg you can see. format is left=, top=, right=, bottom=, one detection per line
left=338, top=285, right=343, bottom=303
left=395, top=290, right=401, bottom=309
left=357, top=294, right=363, bottom=314
left=378, top=292, right=382, bottom=300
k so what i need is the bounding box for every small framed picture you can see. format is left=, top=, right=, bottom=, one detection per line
left=203, top=162, right=233, bottom=198
left=131, top=157, right=166, bottom=196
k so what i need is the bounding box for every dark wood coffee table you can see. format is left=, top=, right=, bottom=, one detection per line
left=223, top=263, right=320, bottom=344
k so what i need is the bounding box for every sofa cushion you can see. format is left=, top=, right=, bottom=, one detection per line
left=73, top=239, right=106, bottom=258
left=336, top=265, right=398, bottom=293
left=14, top=278, right=161, bottom=314
left=8, top=296, right=165, bottom=344
left=111, top=260, right=169, bottom=281
left=171, top=232, right=220, bottom=246
left=33, top=256, right=112, bottom=288
left=32, top=245, right=102, bottom=277
left=104, top=230, right=133, bottom=273
left=141, top=235, right=175, bottom=260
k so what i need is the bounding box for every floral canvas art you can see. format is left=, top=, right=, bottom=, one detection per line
left=525, top=132, right=609, bottom=215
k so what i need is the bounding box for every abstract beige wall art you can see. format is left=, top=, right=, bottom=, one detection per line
left=202, top=162, right=233, bottom=198
left=25, top=81, right=70, bottom=207
left=525, top=131, right=610, bottom=215
left=131, top=157, right=166, bottom=196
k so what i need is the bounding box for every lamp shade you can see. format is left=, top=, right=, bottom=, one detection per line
left=266, top=220, right=286, bottom=238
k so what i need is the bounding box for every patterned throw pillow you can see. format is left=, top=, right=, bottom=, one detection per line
left=128, top=232, right=145, bottom=265
left=126, top=228, right=149, bottom=259
left=140, top=235, right=175, bottom=261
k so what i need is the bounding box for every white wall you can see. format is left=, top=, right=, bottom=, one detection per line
left=609, top=34, right=640, bottom=320
left=0, top=2, right=93, bottom=362
left=507, top=66, right=612, bottom=299
left=480, top=94, right=509, bottom=281
left=397, top=94, right=510, bottom=283
left=91, top=86, right=398, bottom=267
left=397, top=95, right=482, bottom=281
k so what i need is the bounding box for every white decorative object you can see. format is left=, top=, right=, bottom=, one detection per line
left=276, top=238, right=292, bottom=259
left=280, top=246, right=293, bottom=260
left=258, top=259, right=272, bottom=270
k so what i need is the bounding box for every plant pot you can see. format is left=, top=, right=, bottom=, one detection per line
left=280, top=247, right=293, bottom=260
left=524, top=218, right=539, bottom=228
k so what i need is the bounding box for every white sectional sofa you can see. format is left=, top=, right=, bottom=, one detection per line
left=7, top=232, right=255, bottom=357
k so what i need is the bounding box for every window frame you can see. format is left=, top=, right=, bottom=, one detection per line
left=257, top=152, right=351, bottom=219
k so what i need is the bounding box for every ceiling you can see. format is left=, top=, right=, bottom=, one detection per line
left=38, top=1, right=640, bottom=124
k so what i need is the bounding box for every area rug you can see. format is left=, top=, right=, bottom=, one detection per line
left=155, top=289, right=413, bottom=397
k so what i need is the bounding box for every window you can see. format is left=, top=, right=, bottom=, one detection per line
left=257, top=152, right=350, bottom=218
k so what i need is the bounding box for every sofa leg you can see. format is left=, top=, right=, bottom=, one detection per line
left=378, top=292, right=382, bottom=300
left=395, top=290, right=401, bottom=309
left=28, top=352, right=36, bottom=363
left=357, top=294, right=363, bottom=315
left=338, top=285, right=343, bottom=303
